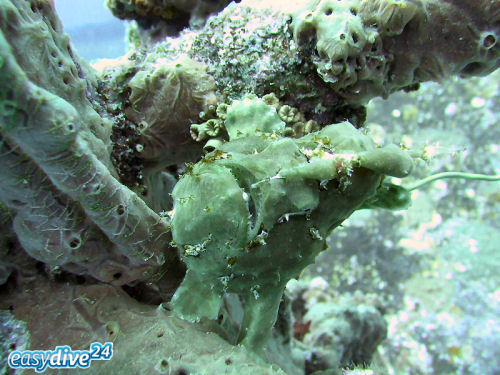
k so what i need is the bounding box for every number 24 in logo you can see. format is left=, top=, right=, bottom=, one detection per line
left=89, top=342, right=113, bottom=360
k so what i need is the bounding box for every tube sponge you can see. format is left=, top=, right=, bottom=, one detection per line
left=0, top=0, right=179, bottom=285
left=292, top=0, right=500, bottom=103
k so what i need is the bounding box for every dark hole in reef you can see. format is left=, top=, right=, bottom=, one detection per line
left=167, top=165, right=178, bottom=176
left=403, top=82, right=420, bottom=93
left=75, top=275, right=86, bottom=284
left=225, top=358, right=232, bottom=365
left=116, top=204, right=125, bottom=215
left=340, top=33, right=346, bottom=40
left=6, top=239, right=16, bottom=250
left=105, top=324, right=115, bottom=335
left=350, top=8, right=357, bottom=15
left=157, top=331, right=164, bottom=338
left=113, top=272, right=122, bottom=280
left=325, top=8, right=333, bottom=16
left=483, top=34, right=496, bottom=48
left=352, top=32, right=358, bottom=43
left=10, top=343, right=16, bottom=350
left=161, top=359, right=169, bottom=367
left=173, top=368, right=189, bottom=375
left=461, top=61, right=484, bottom=76
left=69, top=237, right=80, bottom=248
left=35, top=261, right=46, bottom=274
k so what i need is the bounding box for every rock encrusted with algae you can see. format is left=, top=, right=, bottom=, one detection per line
left=121, top=0, right=500, bottom=126
left=106, top=0, right=232, bottom=29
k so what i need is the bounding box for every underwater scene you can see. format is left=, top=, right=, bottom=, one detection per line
left=0, top=0, right=499, bottom=374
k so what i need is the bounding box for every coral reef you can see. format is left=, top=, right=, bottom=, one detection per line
left=291, top=0, right=500, bottom=103
left=0, top=0, right=180, bottom=285
left=105, top=0, right=233, bottom=46
left=0, top=311, right=29, bottom=375
left=0, top=0, right=499, bottom=373
left=106, top=0, right=232, bottom=29
left=1, top=272, right=287, bottom=375
left=288, top=279, right=388, bottom=373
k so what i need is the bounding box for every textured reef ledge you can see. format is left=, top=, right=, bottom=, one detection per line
left=0, top=0, right=499, bottom=374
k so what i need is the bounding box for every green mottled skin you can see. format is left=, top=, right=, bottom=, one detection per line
left=170, top=97, right=412, bottom=349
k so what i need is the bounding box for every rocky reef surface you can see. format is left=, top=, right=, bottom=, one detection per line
left=0, top=0, right=499, bottom=374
